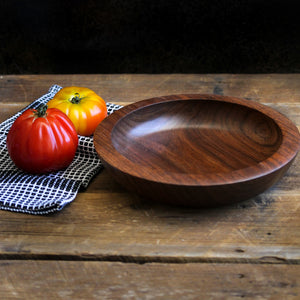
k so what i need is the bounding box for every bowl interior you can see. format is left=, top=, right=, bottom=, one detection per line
left=111, top=100, right=282, bottom=175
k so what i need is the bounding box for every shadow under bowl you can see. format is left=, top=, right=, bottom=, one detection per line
left=94, top=94, right=300, bottom=207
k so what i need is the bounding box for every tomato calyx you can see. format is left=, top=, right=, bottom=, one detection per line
left=33, top=104, right=48, bottom=118
left=70, top=93, right=85, bottom=104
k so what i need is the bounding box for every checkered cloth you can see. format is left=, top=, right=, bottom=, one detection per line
left=0, top=85, right=122, bottom=214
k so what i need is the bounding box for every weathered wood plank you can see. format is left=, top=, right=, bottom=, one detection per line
left=0, top=181, right=299, bottom=261
left=0, top=261, right=299, bottom=299
left=1, top=74, right=300, bottom=104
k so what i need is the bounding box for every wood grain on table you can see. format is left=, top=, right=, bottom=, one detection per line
left=0, top=74, right=299, bottom=299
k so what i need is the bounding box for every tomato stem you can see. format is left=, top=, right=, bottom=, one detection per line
left=70, top=93, right=82, bottom=104
left=34, top=104, right=48, bottom=118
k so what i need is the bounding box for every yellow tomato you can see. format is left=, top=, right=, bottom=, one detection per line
left=47, top=87, right=107, bottom=136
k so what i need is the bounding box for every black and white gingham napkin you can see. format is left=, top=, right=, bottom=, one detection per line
left=0, top=85, right=122, bottom=214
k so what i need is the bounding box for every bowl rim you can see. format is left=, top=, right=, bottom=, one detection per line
left=94, top=94, right=300, bottom=186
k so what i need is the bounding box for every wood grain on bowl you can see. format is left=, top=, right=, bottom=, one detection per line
left=94, top=94, right=300, bottom=207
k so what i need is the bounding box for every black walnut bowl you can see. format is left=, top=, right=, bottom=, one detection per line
left=94, top=94, right=300, bottom=207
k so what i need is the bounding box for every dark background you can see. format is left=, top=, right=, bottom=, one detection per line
left=0, top=0, right=299, bottom=74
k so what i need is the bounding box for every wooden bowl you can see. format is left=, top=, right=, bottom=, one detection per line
left=94, top=94, right=300, bottom=207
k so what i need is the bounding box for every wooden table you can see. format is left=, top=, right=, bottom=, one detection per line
left=0, top=74, right=299, bottom=299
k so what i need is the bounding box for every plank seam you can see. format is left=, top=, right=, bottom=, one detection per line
left=0, top=254, right=298, bottom=265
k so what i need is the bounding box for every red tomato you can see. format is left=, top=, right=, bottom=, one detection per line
left=6, top=104, right=78, bottom=174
